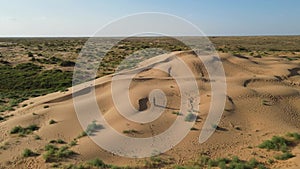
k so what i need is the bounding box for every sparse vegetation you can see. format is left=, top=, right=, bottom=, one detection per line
left=34, top=135, right=41, bottom=140
left=258, top=136, right=291, bottom=152
left=43, top=144, right=75, bottom=162
left=50, top=139, right=66, bottom=144
left=286, top=132, right=300, bottom=140
left=176, top=155, right=267, bottom=169
left=123, top=129, right=139, bottom=134
left=10, top=124, right=39, bottom=135
left=49, top=119, right=57, bottom=124
left=172, top=111, right=182, bottom=116
left=258, top=133, right=300, bottom=162
left=22, top=148, right=38, bottom=157
left=87, top=158, right=107, bottom=168
left=77, top=131, right=88, bottom=139
left=69, top=140, right=77, bottom=147
left=274, top=152, right=295, bottom=160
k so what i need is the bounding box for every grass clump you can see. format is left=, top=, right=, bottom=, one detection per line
left=34, top=135, right=41, bottom=140
left=49, top=119, right=57, bottom=124
left=22, top=148, right=38, bottom=157
left=43, top=144, right=75, bottom=162
left=69, top=140, right=77, bottom=147
left=144, top=156, right=173, bottom=168
left=274, top=152, right=295, bottom=160
left=183, top=155, right=266, bottom=169
left=123, top=129, right=139, bottom=134
left=10, top=124, right=39, bottom=135
left=172, top=111, right=182, bottom=116
left=258, top=136, right=291, bottom=152
left=286, top=132, right=300, bottom=140
left=258, top=133, right=299, bottom=162
left=77, top=131, right=87, bottom=139
left=87, top=158, right=108, bottom=168
left=49, top=139, right=66, bottom=144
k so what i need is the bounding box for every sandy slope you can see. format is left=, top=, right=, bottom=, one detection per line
left=0, top=51, right=300, bottom=168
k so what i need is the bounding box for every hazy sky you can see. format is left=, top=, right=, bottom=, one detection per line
left=1, top=0, right=300, bottom=37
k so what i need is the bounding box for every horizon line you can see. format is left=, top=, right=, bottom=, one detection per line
left=0, top=34, right=300, bottom=38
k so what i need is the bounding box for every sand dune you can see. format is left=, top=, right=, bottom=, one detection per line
left=0, top=51, right=299, bottom=168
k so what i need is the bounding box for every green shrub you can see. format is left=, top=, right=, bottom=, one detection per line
left=274, top=152, right=295, bottom=160
left=172, top=111, right=182, bottom=116
left=10, top=125, right=23, bottom=134
left=57, top=139, right=65, bottom=144
left=10, top=124, right=39, bottom=135
left=258, top=136, right=290, bottom=152
left=49, top=119, right=57, bottom=124
left=49, top=139, right=66, bottom=144
left=55, top=146, right=74, bottom=158
left=286, top=132, right=300, bottom=140
left=43, top=144, right=74, bottom=162
left=123, top=129, right=138, bottom=134
left=218, top=161, right=226, bottom=169
left=87, top=158, right=107, bottom=168
left=69, top=140, right=77, bottom=146
left=34, top=135, right=41, bottom=140
left=22, top=148, right=38, bottom=157
left=247, top=158, right=258, bottom=168
left=77, top=131, right=87, bottom=138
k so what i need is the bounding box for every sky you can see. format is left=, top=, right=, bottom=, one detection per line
left=1, top=0, right=300, bottom=37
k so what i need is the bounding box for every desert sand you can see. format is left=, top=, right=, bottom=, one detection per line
left=0, top=50, right=299, bottom=168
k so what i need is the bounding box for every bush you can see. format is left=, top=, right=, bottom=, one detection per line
left=43, top=144, right=75, bottom=162
left=87, top=158, right=107, bottom=168
left=172, top=111, right=182, bottom=116
left=34, top=135, right=41, bottom=140
left=49, top=139, right=65, bottom=144
left=10, top=125, right=23, bottom=134
left=286, top=132, right=300, bottom=140
left=123, top=129, right=138, bottom=134
left=22, top=148, right=38, bottom=157
left=57, top=139, right=66, bottom=144
left=69, top=140, right=77, bottom=146
left=49, top=119, right=57, bottom=124
left=258, top=136, right=290, bottom=152
left=274, top=152, right=295, bottom=160
left=10, top=124, right=39, bottom=135
left=77, top=131, right=87, bottom=138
